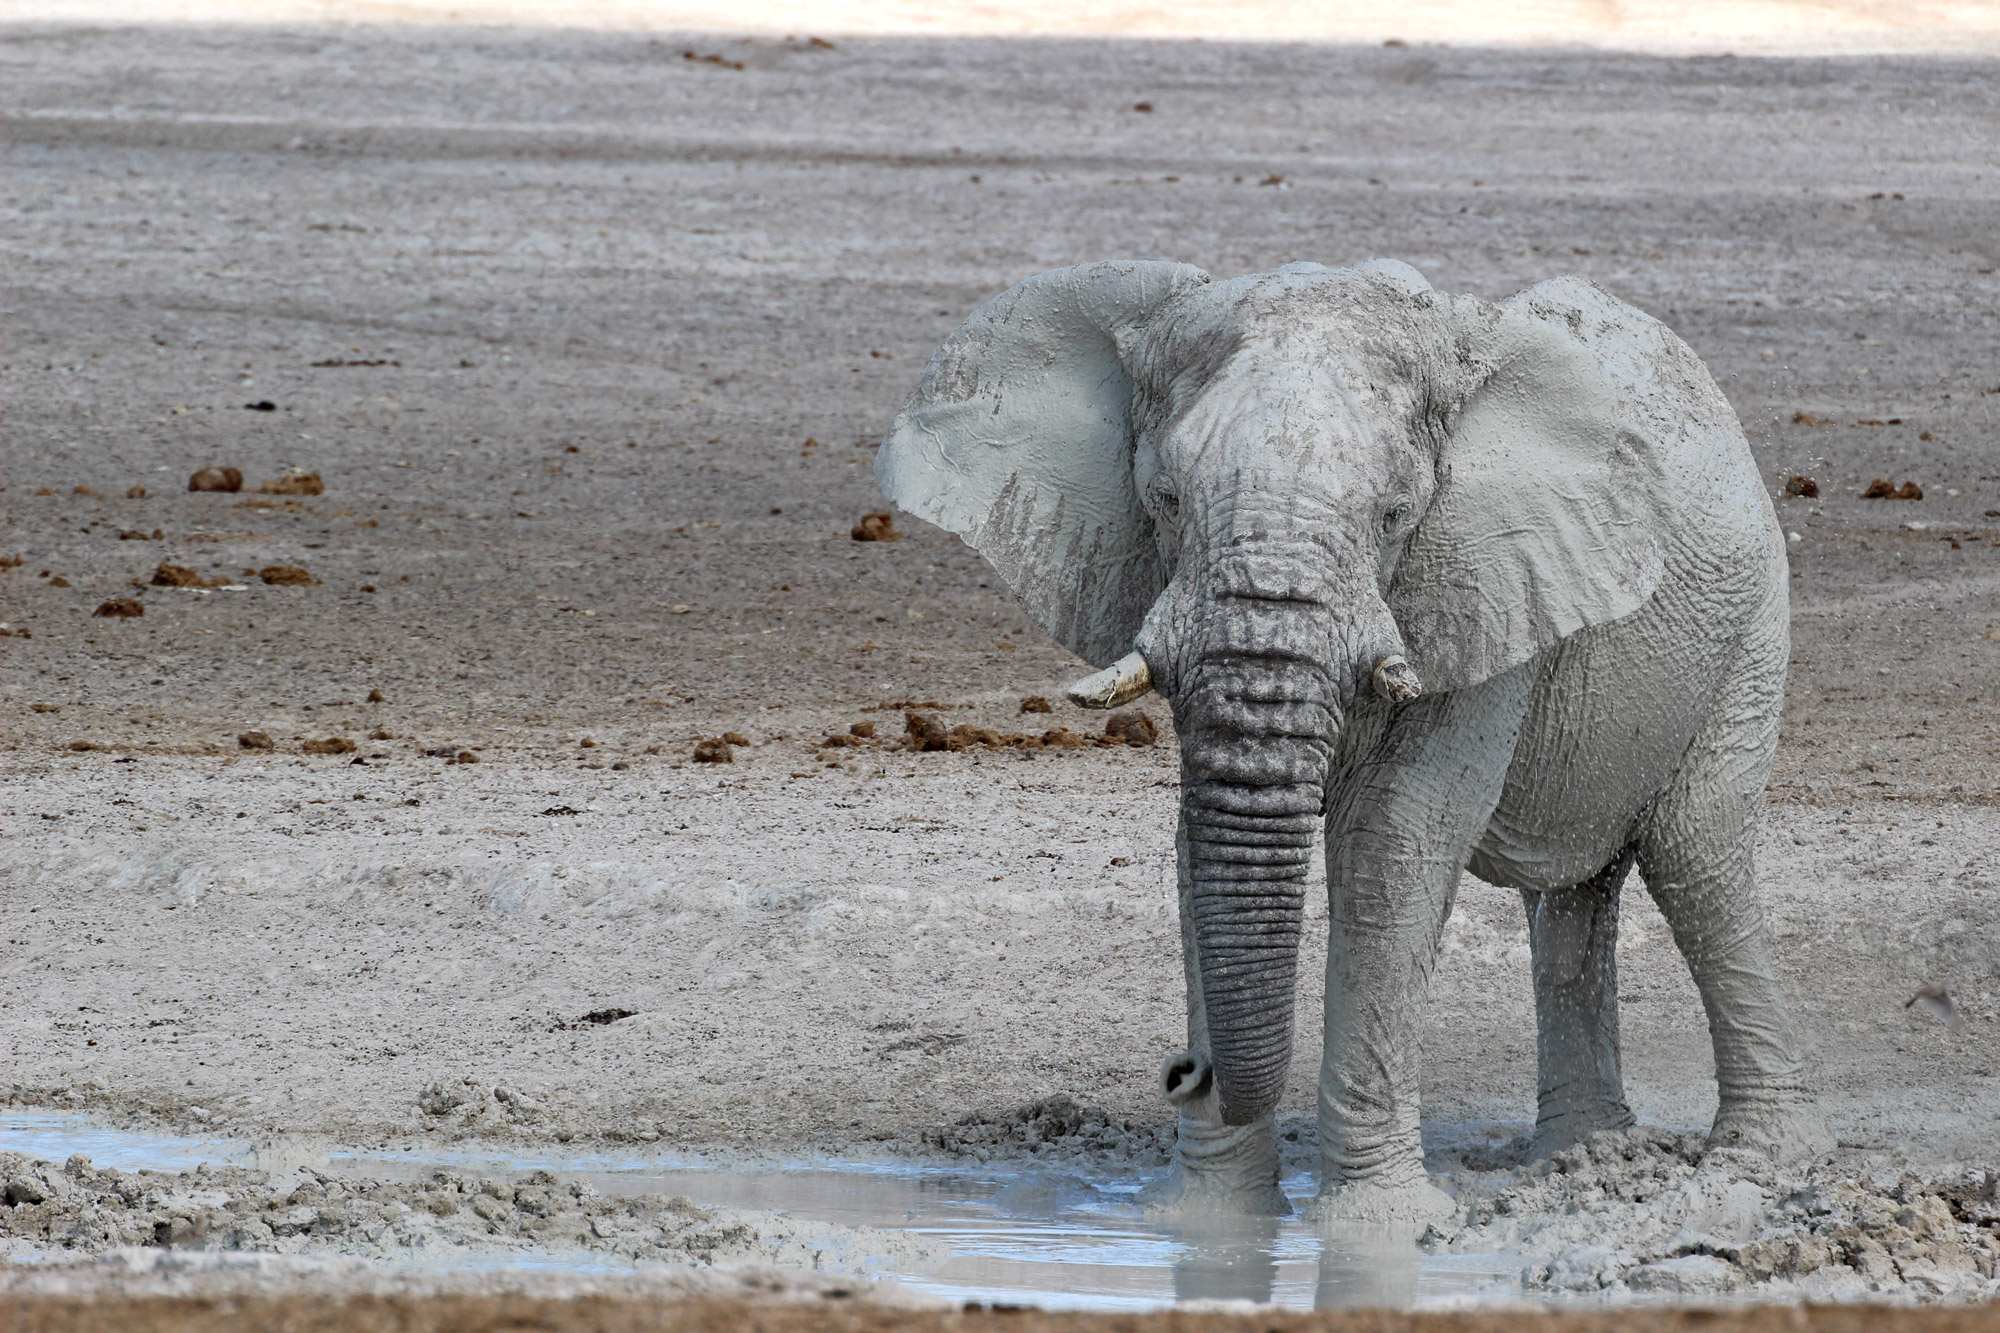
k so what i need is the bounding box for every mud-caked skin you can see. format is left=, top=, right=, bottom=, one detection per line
left=876, top=259, right=1831, bottom=1223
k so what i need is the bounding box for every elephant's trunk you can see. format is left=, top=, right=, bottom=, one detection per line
left=1174, top=638, right=1339, bottom=1126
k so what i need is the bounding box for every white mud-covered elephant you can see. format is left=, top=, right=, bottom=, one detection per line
left=875, top=260, right=1831, bottom=1221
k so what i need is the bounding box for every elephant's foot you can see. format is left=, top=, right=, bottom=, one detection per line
left=1531, top=1094, right=1635, bottom=1162
left=1708, top=1098, right=1835, bottom=1162
left=1139, top=1114, right=1291, bottom=1217
left=1304, top=1169, right=1457, bottom=1225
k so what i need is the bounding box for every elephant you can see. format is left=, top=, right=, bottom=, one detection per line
left=874, top=259, right=1832, bottom=1221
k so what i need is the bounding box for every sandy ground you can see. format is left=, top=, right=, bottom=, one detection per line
left=3, top=15, right=2000, bottom=1310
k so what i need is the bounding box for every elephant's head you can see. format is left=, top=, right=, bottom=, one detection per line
left=876, top=260, right=1663, bottom=1135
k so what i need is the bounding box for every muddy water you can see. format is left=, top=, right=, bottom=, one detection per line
left=1, top=1113, right=1523, bottom=1310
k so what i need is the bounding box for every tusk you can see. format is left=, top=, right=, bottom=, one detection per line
left=1372, top=654, right=1423, bottom=704
left=1065, top=651, right=1153, bottom=709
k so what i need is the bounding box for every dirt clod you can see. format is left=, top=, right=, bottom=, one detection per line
left=1793, top=410, right=1834, bottom=425
left=1041, top=727, right=1092, bottom=748
left=259, top=565, right=317, bottom=585
left=92, top=598, right=143, bottom=618
left=303, top=737, right=358, bottom=755
left=1102, top=711, right=1158, bottom=746
left=150, top=561, right=218, bottom=587
left=125, top=485, right=147, bottom=499
left=850, top=511, right=902, bottom=542
left=188, top=466, right=243, bottom=493
left=1864, top=478, right=1924, bottom=500
left=849, top=721, right=875, bottom=738
left=692, top=738, right=734, bottom=763
left=237, top=731, right=274, bottom=750
left=367, top=688, right=386, bottom=703
left=260, top=470, right=325, bottom=496
left=1020, top=696, right=1053, bottom=714
left=1784, top=475, right=1820, bottom=498
left=722, top=731, right=750, bottom=747
left=47, top=575, right=70, bottom=587
left=368, top=727, right=393, bottom=740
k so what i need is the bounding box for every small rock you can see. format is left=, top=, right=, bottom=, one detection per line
left=48, top=575, right=70, bottom=587
left=302, top=737, right=357, bottom=755
left=368, top=727, right=393, bottom=740
left=1103, top=711, right=1158, bottom=746
left=453, top=750, right=479, bottom=764
left=244, top=400, right=278, bottom=412
left=5, top=1175, right=49, bottom=1206
left=238, top=731, right=274, bottom=750
left=722, top=731, right=750, bottom=746
left=1782, top=475, right=1819, bottom=498
left=30, top=704, right=59, bottom=713
left=259, top=565, right=316, bottom=586
left=259, top=471, right=324, bottom=496
left=849, top=721, right=875, bottom=738
left=126, top=485, right=148, bottom=499
left=579, top=737, right=596, bottom=748
left=850, top=511, right=902, bottom=542
left=692, top=738, right=734, bottom=763
left=92, top=598, right=144, bottom=618
left=73, top=485, right=100, bottom=497
left=1020, top=696, right=1053, bottom=714
left=366, top=688, right=386, bottom=703
left=66, top=740, right=98, bottom=752
left=188, top=466, right=243, bottom=493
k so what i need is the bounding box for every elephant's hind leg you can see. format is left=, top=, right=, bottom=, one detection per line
left=1523, top=847, right=1637, bottom=1159
left=1635, top=629, right=1832, bottom=1161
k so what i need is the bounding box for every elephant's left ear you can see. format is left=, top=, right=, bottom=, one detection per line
left=1388, top=279, right=1670, bottom=694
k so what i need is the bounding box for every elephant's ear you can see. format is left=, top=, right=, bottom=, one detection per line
left=1388, top=280, right=1668, bottom=694
left=876, top=261, right=1211, bottom=667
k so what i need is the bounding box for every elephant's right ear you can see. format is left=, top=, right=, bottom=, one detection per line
left=875, top=261, right=1211, bottom=668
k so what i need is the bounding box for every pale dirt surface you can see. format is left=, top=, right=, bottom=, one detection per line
left=3, top=17, right=2000, bottom=1308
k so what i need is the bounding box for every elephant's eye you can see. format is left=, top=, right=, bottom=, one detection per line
left=1150, top=483, right=1181, bottom=520
left=1382, top=501, right=1412, bottom=534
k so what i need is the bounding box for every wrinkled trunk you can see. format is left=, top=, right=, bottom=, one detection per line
left=1174, top=647, right=1341, bottom=1125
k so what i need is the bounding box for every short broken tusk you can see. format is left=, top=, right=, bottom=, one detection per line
left=1065, top=651, right=1154, bottom=710
left=1372, top=654, right=1423, bottom=704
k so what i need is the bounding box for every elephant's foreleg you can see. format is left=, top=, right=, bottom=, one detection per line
left=1314, top=667, right=1530, bottom=1220
left=1522, top=848, right=1636, bottom=1158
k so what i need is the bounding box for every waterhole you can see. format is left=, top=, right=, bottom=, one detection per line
left=2, top=1113, right=1523, bottom=1310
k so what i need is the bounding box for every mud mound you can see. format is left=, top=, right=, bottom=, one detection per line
left=0, top=1152, right=944, bottom=1277
left=1432, top=1127, right=2000, bottom=1302
left=919, top=1096, right=1172, bottom=1165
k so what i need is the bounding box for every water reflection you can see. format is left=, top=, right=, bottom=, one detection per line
left=0, top=1111, right=1520, bottom=1311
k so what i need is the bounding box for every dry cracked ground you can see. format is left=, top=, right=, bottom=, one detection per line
left=2, top=17, right=2000, bottom=1311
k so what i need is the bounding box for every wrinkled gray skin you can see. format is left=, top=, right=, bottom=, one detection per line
left=876, top=260, right=1833, bottom=1222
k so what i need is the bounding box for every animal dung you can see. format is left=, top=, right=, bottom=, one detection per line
left=1019, top=696, right=1054, bottom=714
left=126, top=485, right=147, bottom=499
left=722, top=731, right=750, bottom=746
left=367, top=688, right=387, bottom=703
left=237, top=731, right=275, bottom=750
left=92, top=598, right=143, bottom=618
left=904, top=712, right=950, bottom=750
left=1041, top=727, right=1092, bottom=748
left=1862, top=479, right=1923, bottom=500
left=368, top=727, right=394, bottom=740
left=73, top=485, right=100, bottom=497
left=303, top=737, right=358, bottom=755
left=259, top=470, right=325, bottom=496
left=849, top=721, right=875, bottom=738
left=851, top=511, right=902, bottom=542
left=1103, top=711, right=1159, bottom=747
left=188, top=466, right=243, bottom=493
left=150, top=561, right=220, bottom=587
left=259, top=565, right=317, bottom=585
left=1783, top=476, right=1820, bottom=498
left=692, top=737, right=734, bottom=763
